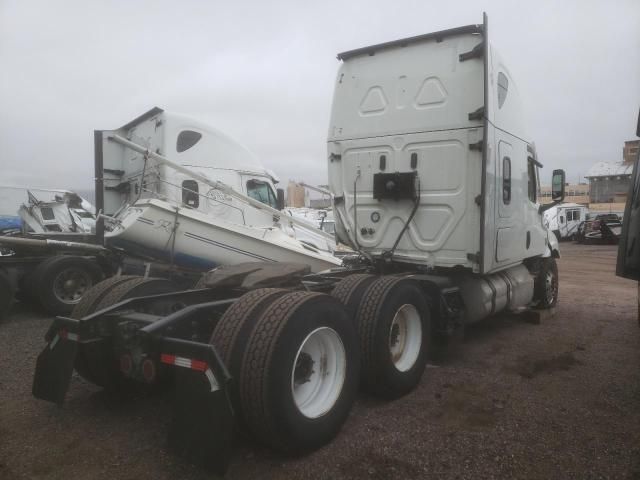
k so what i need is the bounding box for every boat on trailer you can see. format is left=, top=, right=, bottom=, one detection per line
left=96, top=108, right=342, bottom=272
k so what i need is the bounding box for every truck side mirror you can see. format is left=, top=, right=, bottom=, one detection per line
left=552, top=169, right=565, bottom=202
left=276, top=188, right=285, bottom=210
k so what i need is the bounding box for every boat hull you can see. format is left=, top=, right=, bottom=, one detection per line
left=105, top=200, right=342, bottom=272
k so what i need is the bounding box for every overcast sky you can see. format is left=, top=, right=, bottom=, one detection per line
left=1, top=0, right=638, bottom=193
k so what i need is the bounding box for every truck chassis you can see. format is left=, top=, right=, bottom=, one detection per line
left=32, top=260, right=473, bottom=473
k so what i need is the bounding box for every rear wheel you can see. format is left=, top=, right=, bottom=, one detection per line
left=92, top=277, right=176, bottom=312
left=34, top=256, right=104, bottom=315
left=209, top=288, right=288, bottom=423
left=330, top=274, right=377, bottom=322
left=71, top=275, right=139, bottom=319
left=355, top=277, right=430, bottom=398
left=74, top=276, right=178, bottom=387
left=238, top=291, right=359, bottom=452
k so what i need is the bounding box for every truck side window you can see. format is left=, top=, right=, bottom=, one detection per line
left=502, top=157, right=511, bottom=204
left=182, top=180, right=199, bottom=208
left=527, top=159, right=537, bottom=203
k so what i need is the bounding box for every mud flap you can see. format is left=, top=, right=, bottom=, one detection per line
left=168, top=368, right=235, bottom=475
left=32, top=331, right=78, bottom=405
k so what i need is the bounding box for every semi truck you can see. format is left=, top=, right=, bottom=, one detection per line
left=32, top=14, right=565, bottom=473
left=616, top=109, right=640, bottom=322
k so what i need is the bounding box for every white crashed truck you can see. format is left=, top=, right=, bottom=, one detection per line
left=32, top=15, right=566, bottom=474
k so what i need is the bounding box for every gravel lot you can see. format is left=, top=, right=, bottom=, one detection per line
left=1, top=242, right=640, bottom=479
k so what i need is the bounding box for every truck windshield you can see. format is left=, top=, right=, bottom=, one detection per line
left=246, top=180, right=278, bottom=209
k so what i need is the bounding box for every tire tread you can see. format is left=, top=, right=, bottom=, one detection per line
left=71, top=275, right=139, bottom=319
left=239, top=291, right=321, bottom=450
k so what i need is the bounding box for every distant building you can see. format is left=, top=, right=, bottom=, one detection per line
left=539, top=139, right=637, bottom=212
left=286, top=181, right=306, bottom=207
left=540, top=183, right=589, bottom=205
left=309, top=198, right=331, bottom=209
left=585, top=161, right=633, bottom=204
left=623, top=140, right=640, bottom=164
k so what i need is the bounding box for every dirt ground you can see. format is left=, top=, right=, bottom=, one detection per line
left=1, top=243, right=640, bottom=480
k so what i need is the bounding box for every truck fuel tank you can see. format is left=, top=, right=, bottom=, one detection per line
left=453, top=264, right=534, bottom=324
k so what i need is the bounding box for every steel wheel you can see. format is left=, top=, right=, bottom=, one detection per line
left=356, top=276, right=430, bottom=398
left=239, top=291, right=359, bottom=453
left=52, top=267, right=92, bottom=304
left=291, top=327, right=346, bottom=419
left=534, top=257, right=559, bottom=309
left=388, top=304, right=422, bottom=372
left=34, top=256, right=104, bottom=315
left=544, top=269, right=558, bottom=305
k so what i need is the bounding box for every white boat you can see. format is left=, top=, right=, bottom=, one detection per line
left=108, top=198, right=339, bottom=272
left=97, top=108, right=341, bottom=272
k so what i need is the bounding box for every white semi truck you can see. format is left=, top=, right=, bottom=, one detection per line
left=33, top=15, right=565, bottom=474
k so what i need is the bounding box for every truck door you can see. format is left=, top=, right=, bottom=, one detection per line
left=495, top=141, right=517, bottom=262
left=617, top=155, right=640, bottom=279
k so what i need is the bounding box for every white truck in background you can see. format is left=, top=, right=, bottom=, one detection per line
left=32, top=14, right=567, bottom=474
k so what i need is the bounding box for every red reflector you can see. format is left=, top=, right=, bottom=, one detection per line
left=120, top=354, right=133, bottom=375
left=142, top=358, right=156, bottom=383
left=191, top=359, right=207, bottom=372
left=160, top=353, right=176, bottom=365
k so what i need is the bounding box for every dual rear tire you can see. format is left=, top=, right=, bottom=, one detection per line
left=211, top=289, right=360, bottom=453
left=332, top=275, right=431, bottom=399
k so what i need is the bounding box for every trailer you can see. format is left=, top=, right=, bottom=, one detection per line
left=0, top=235, right=113, bottom=319
left=33, top=15, right=567, bottom=474
left=543, top=203, right=588, bottom=240
left=0, top=187, right=109, bottom=318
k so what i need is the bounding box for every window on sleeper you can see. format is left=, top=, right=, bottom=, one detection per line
left=502, top=157, right=511, bottom=204
left=176, top=130, right=202, bottom=153
left=182, top=180, right=199, bottom=208
left=527, top=159, right=537, bottom=203
left=497, top=72, right=509, bottom=108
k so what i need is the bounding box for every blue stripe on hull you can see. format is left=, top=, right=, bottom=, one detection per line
left=107, top=237, right=219, bottom=271
left=183, top=231, right=275, bottom=262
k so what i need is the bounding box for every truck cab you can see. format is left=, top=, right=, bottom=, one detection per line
left=328, top=14, right=562, bottom=274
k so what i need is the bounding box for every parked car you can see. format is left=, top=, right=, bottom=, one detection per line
left=577, top=213, right=622, bottom=243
